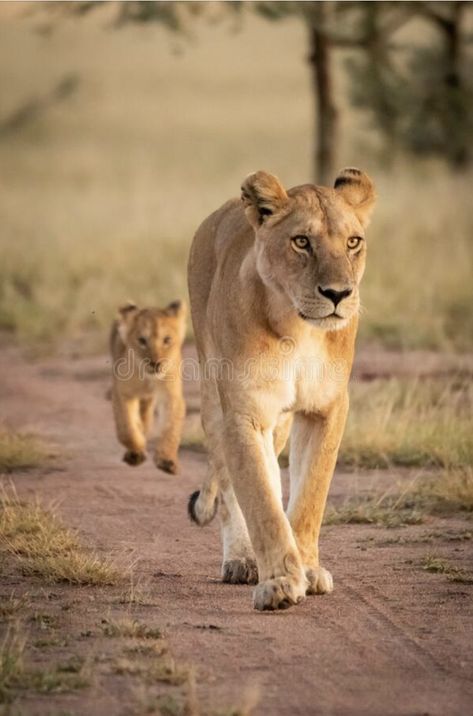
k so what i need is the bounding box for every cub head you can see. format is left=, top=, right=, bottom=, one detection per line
left=241, top=168, right=376, bottom=330
left=116, top=300, right=186, bottom=375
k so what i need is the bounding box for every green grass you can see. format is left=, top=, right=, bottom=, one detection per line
left=0, top=13, right=472, bottom=352
left=0, top=486, right=123, bottom=585
left=324, top=467, right=473, bottom=527
left=0, top=430, right=55, bottom=473
left=340, top=378, right=473, bottom=470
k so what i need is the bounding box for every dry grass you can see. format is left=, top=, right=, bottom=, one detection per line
left=324, top=467, right=473, bottom=527
left=184, top=377, right=473, bottom=475
left=0, top=594, right=29, bottom=623
left=0, top=624, right=90, bottom=704
left=340, top=378, right=473, bottom=470
left=101, top=617, right=161, bottom=640
left=112, top=655, right=188, bottom=686
left=0, top=430, right=55, bottom=473
left=421, top=555, right=473, bottom=584
left=0, top=13, right=471, bottom=352
left=0, top=486, right=122, bottom=585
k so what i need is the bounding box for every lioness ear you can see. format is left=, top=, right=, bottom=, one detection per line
left=117, top=301, right=139, bottom=341
left=334, top=168, right=376, bottom=228
left=241, top=171, right=288, bottom=229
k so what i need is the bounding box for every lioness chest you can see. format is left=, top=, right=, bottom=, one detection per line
left=228, top=338, right=346, bottom=424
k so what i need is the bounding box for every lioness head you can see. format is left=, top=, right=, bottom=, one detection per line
left=117, top=300, right=186, bottom=375
left=241, top=168, right=376, bottom=331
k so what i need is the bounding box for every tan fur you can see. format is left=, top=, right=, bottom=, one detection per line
left=188, top=168, right=376, bottom=610
left=110, top=300, right=186, bottom=474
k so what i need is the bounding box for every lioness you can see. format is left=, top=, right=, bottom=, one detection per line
left=110, top=300, right=186, bottom=474
left=187, top=168, right=376, bottom=610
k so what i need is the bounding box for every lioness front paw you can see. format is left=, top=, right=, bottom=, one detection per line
left=306, top=566, right=333, bottom=595
left=123, top=450, right=147, bottom=466
left=253, top=575, right=307, bottom=611
left=155, top=457, right=178, bottom=475
left=222, top=558, right=258, bottom=585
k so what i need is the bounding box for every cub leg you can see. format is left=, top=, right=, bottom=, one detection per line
left=286, top=393, right=349, bottom=595
left=112, top=388, right=147, bottom=466
left=154, top=390, right=185, bottom=475
left=140, top=396, right=156, bottom=437
left=223, top=412, right=307, bottom=610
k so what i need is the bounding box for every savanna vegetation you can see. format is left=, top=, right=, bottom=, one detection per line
left=0, top=5, right=472, bottom=352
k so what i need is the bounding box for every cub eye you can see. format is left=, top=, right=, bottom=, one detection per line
left=138, top=336, right=147, bottom=347
left=163, top=335, right=172, bottom=346
left=347, top=236, right=363, bottom=250
left=291, top=236, right=311, bottom=252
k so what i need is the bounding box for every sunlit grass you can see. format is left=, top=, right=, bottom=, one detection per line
left=324, top=467, right=473, bottom=527
left=0, top=14, right=471, bottom=352
left=340, top=378, right=473, bottom=470
left=0, top=486, right=123, bottom=585
left=0, top=430, right=55, bottom=473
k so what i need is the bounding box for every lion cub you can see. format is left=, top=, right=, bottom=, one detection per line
left=110, top=300, right=186, bottom=474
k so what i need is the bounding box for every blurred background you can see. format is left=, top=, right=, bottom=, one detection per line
left=0, top=0, right=472, bottom=354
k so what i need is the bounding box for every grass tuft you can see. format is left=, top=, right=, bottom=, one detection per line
left=101, top=617, right=161, bottom=640
left=0, top=486, right=123, bottom=585
left=0, top=625, right=90, bottom=704
left=0, top=593, right=29, bottom=622
left=0, top=430, right=55, bottom=473
left=340, top=378, right=473, bottom=470
left=325, top=468, right=473, bottom=528
left=421, top=555, right=473, bottom=584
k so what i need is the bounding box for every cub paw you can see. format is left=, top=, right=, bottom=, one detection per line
left=123, top=450, right=147, bottom=466
left=253, top=575, right=307, bottom=611
left=222, top=558, right=258, bottom=585
left=306, top=566, right=333, bottom=595
left=155, top=457, right=178, bottom=475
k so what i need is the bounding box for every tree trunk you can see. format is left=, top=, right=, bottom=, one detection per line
left=308, top=4, right=338, bottom=185
left=442, top=2, right=468, bottom=169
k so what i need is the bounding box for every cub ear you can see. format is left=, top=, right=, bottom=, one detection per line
left=165, top=299, right=186, bottom=318
left=241, top=171, right=288, bottom=229
left=118, top=301, right=139, bottom=319
left=334, top=168, right=376, bottom=228
left=117, top=301, right=139, bottom=341
left=165, top=299, right=187, bottom=343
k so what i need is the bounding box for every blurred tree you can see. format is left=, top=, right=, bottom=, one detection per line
left=252, top=1, right=415, bottom=182
left=40, top=1, right=473, bottom=177
left=348, top=1, right=473, bottom=169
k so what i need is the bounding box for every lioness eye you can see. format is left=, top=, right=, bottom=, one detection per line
left=138, top=336, right=147, bottom=347
left=347, top=236, right=363, bottom=249
left=163, top=335, right=172, bottom=346
left=291, top=236, right=310, bottom=252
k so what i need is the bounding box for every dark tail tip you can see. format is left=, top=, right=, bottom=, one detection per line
left=188, top=490, right=201, bottom=524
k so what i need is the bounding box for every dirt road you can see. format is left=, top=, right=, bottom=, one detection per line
left=1, top=344, right=472, bottom=716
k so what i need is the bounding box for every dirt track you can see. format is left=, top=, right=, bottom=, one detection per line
left=1, top=344, right=473, bottom=716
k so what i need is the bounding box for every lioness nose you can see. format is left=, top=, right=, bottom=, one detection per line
left=318, top=286, right=352, bottom=307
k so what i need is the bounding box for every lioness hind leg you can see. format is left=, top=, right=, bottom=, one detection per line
left=220, top=482, right=257, bottom=585
left=112, top=389, right=147, bottom=466
left=195, top=378, right=256, bottom=584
